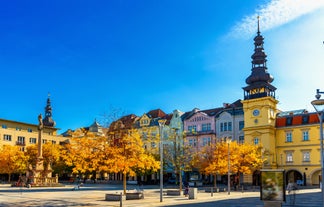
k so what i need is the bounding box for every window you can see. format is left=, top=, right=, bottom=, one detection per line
left=2, top=124, right=7, bottom=129
left=188, top=125, right=197, bottom=132
left=189, top=138, right=197, bottom=147
left=286, top=132, right=292, bottom=142
left=52, top=140, right=56, bottom=144
left=286, top=152, right=293, bottom=162
left=239, top=121, right=244, bottom=131
left=202, top=137, right=211, bottom=146
left=286, top=117, right=293, bottom=125
left=16, top=127, right=22, bottom=131
left=302, top=131, right=309, bottom=141
left=29, top=138, right=37, bottom=144
left=42, top=139, right=47, bottom=144
left=151, top=142, right=156, bottom=148
left=202, top=123, right=211, bottom=132
left=17, top=136, right=25, bottom=145
left=220, top=122, right=232, bottom=132
left=3, top=134, right=11, bottom=141
left=254, top=138, right=259, bottom=145
left=27, top=128, right=33, bottom=133
left=228, top=122, right=232, bottom=131
left=303, top=151, right=310, bottom=162
left=220, top=123, right=224, bottom=132
left=239, top=136, right=244, bottom=144
left=302, top=115, right=309, bottom=124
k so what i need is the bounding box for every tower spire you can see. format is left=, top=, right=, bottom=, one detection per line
left=42, top=94, right=56, bottom=127
left=243, top=17, right=276, bottom=100
left=257, top=16, right=260, bottom=35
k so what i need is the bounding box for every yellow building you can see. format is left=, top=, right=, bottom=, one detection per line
left=0, top=96, right=67, bottom=151
left=241, top=21, right=321, bottom=186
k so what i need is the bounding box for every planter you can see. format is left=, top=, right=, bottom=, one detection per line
left=166, top=190, right=182, bottom=196
left=126, top=192, right=144, bottom=200
left=105, top=193, right=126, bottom=201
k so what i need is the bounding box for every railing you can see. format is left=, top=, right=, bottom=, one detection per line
left=16, top=141, right=26, bottom=146
left=186, top=130, right=215, bottom=136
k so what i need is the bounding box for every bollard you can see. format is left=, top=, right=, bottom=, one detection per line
left=211, top=187, right=213, bottom=197
left=120, top=192, right=123, bottom=207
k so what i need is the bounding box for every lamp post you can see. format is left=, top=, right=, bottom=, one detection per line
left=158, top=119, right=166, bottom=202
left=226, top=137, right=232, bottom=195
left=311, top=89, right=324, bottom=207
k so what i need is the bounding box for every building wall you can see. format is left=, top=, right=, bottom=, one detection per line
left=0, top=119, right=66, bottom=151
left=184, top=111, right=216, bottom=152
left=275, top=113, right=321, bottom=185
left=215, top=110, right=244, bottom=142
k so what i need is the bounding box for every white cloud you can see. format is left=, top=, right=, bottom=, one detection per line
left=229, top=0, right=324, bottom=38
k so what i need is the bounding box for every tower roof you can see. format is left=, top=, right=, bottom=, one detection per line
left=43, top=94, right=56, bottom=127
left=243, top=17, right=276, bottom=100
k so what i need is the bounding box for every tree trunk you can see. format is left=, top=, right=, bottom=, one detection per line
left=214, top=173, right=217, bottom=188
left=123, top=173, right=127, bottom=195
left=179, top=171, right=182, bottom=193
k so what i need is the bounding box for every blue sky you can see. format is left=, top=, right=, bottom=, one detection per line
left=0, top=0, right=323, bottom=133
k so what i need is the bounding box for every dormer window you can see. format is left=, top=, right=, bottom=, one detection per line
left=286, top=117, right=293, bottom=126
left=302, top=115, right=309, bottom=124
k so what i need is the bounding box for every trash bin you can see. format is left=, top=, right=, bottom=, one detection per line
left=188, top=187, right=197, bottom=199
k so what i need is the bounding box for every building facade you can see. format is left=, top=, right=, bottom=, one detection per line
left=0, top=96, right=67, bottom=151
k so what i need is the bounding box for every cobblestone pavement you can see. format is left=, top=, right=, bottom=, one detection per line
left=0, top=184, right=322, bottom=207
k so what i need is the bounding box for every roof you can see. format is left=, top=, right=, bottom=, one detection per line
left=147, top=109, right=166, bottom=118
left=276, top=111, right=319, bottom=127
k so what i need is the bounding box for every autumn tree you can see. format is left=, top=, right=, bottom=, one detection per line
left=62, top=134, right=105, bottom=178
left=26, top=142, right=63, bottom=174
left=104, top=129, right=159, bottom=194
left=192, top=142, right=228, bottom=187
left=230, top=142, right=264, bottom=185
left=164, top=130, right=193, bottom=193
left=195, top=141, right=263, bottom=187
left=0, top=145, right=28, bottom=182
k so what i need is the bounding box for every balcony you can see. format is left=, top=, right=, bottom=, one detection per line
left=186, top=130, right=215, bottom=136
left=16, top=141, right=26, bottom=146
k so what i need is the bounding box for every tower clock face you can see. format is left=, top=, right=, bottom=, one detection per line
left=253, top=109, right=260, bottom=116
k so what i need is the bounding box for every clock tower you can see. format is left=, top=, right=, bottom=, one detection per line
left=241, top=18, right=278, bottom=168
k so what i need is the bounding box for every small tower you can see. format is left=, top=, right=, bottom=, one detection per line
left=43, top=94, right=56, bottom=127
left=241, top=17, right=278, bottom=169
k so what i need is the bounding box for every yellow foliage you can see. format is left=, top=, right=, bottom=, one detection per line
left=195, top=141, right=263, bottom=176
left=0, top=145, right=28, bottom=182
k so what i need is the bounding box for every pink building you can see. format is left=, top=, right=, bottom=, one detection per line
left=183, top=107, right=223, bottom=152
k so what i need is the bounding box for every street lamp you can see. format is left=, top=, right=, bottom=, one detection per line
left=311, top=89, right=324, bottom=207
left=158, top=119, right=166, bottom=202
left=226, top=137, right=232, bottom=195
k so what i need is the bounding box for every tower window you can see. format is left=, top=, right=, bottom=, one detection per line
left=2, top=124, right=7, bottom=129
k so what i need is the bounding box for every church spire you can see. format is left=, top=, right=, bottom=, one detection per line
left=243, top=17, right=276, bottom=100
left=43, top=93, right=56, bottom=127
